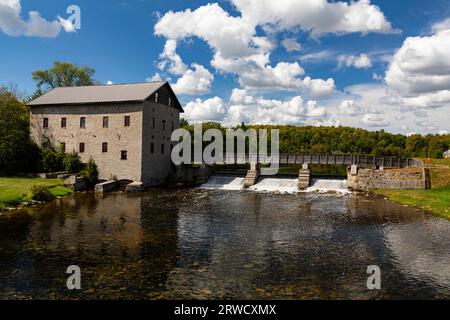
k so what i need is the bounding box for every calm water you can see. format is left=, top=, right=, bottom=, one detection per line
left=1, top=188, right=450, bottom=300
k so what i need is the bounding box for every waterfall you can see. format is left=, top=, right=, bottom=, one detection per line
left=200, top=174, right=245, bottom=190
left=201, top=175, right=350, bottom=195
left=249, top=177, right=299, bottom=194
left=305, top=178, right=350, bottom=194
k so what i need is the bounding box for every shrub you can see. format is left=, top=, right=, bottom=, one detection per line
left=64, top=152, right=82, bottom=173
left=41, top=146, right=65, bottom=173
left=81, top=157, right=99, bottom=187
left=29, top=185, right=55, bottom=202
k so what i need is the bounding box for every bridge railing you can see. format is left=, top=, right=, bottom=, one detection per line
left=191, top=153, right=424, bottom=168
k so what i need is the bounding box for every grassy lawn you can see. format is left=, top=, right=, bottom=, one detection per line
left=373, top=187, right=450, bottom=220
left=373, top=164, right=450, bottom=220
left=0, top=177, right=73, bottom=209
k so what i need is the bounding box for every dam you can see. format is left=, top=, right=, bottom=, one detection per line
left=200, top=174, right=351, bottom=194
left=185, top=153, right=428, bottom=192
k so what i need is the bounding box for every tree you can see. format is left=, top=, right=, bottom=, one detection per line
left=32, top=61, right=96, bottom=91
left=81, top=157, right=99, bottom=187
left=41, top=144, right=66, bottom=173
left=0, top=86, right=40, bottom=173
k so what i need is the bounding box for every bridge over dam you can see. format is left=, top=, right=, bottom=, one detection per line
left=174, top=154, right=429, bottom=192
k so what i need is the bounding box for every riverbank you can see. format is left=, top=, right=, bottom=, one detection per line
left=0, top=177, right=73, bottom=210
left=373, top=160, right=450, bottom=220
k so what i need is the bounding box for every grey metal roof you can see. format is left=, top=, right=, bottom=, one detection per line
left=27, top=82, right=167, bottom=106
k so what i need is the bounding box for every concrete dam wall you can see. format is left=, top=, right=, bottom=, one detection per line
left=347, top=166, right=429, bottom=191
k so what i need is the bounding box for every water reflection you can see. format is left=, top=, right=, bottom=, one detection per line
left=0, top=189, right=449, bottom=299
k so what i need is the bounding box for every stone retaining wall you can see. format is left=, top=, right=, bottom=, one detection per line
left=347, top=167, right=428, bottom=191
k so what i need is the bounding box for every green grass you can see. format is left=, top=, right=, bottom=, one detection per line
left=373, top=187, right=450, bottom=220
left=421, top=158, right=450, bottom=167
left=373, top=166, right=450, bottom=220
left=0, top=177, right=73, bottom=209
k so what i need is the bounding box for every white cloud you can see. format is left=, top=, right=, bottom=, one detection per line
left=338, top=54, right=373, bottom=69
left=0, top=0, right=70, bottom=37
left=337, top=100, right=365, bottom=116
left=299, top=50, right=336, bottom=63
left=385, top=28, right=450, bottom=109
left=225, top=90, right=331, bottom=126
left=57, top=16, right=76, bottom=33
left=183, top=88, right=332, bottom=126
left=325, top=82, right=450, bottom=134
left=183, top=97, right=226, bottom=122
left=172, top=63, right=214, bottom=95
left=362, top=113, right=390, bottom=127
left=431, top=18, right=450, bottom=33
left=159, top=39, right=188, bottom=76
left=155, top=3, right=256, bottom=60
left=230, top=88, right=255, bottom=104
left=281, top=38, right=302, bottom=52
left=106, top=81, right=113, bottom=85
left=225, top=96, right=330, bottom=126
left=372, top=72, right=383, bottom=81
left=154, top=1, right=391, bottom=96
left=231, top=0, right=396, bottom=36
left=232, top=61, right=335, bottom=96
left=146, top=72, right=164, bottom=82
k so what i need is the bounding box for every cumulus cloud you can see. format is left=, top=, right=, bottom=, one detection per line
left=337, top=100, right=365, bottom=116
left=183, top=97, right=226, bottom=122
left=431, top=18, right=450, bottom=33
left=183, top=88, right=332, bottom=126
left=159, top=39, right=188, bottom=76
left=362, top=113, right=390, bottom=127
left=372, top=72, right=383, bottom=81
left=338, top=54, right=373, bottom=69
left=281, top=38, right=302, bottom=52
left=231, top=0, right=395, bottom=36
left=146, top=72, right=164, bottom=82
left=154, top=0, right=391, bottom=96
left=172, top=63, right=214, bottom=95
left=0, top=0, right=71, bottom=37
left=232, top=61, right=335, bottom=96
left=57, top=16, right=76, bottom=33
left=385, top=28, right=450, bottom=109
left=225, top=95, right=330, bottom=126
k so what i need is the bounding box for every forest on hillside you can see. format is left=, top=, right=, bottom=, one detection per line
left=180, top=120, right=450, bottom=159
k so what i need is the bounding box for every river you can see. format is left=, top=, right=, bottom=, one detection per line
left=0, top=181, right=449, bottom=299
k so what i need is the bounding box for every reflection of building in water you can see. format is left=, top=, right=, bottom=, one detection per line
left=0, top=193, right=180, bottom=298
left=138, top=196, right=179, bottom=291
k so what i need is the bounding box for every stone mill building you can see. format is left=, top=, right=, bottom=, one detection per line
left=28, top=81, right=183, bottom=186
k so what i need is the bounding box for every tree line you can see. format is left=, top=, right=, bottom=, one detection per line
left=180, top=121, right=450, bottom=159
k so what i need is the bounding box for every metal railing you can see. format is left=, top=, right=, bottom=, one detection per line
left=191, top=153, right=424, bottom=168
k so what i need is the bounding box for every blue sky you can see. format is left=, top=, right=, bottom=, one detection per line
left=1, top=0, right=450, bottom=134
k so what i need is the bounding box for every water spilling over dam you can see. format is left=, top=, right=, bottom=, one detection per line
left=200, top=174, right=350, bottom=194
left=306, top=178, right=350, bottom=194
left=200, top=174, right=245, bottom=190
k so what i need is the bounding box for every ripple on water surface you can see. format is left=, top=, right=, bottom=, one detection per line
left=0, top=189, right=449, bottom=299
